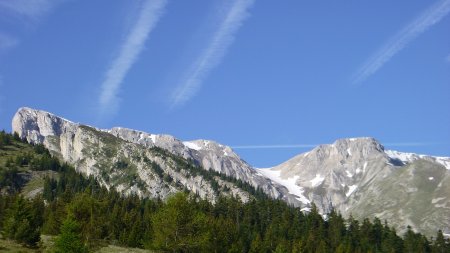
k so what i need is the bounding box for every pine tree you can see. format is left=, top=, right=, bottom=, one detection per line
left=53, top=216, right=88, bottom=253
left=249, top=233, right=263, bottom=253
left=432, top=230, right=449, bottom=253
left=2, top=196, right=41, bottom=247
left=150, top=192, right=210, bottom=252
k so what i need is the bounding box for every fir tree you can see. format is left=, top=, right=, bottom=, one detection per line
left=53, top=216, right=88, bottom=253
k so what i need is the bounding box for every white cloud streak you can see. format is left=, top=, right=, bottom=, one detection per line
left=232, top=144, right=319, bottom=149
left=0, top=0, right=59, bottom=21
left=98, top=0, right=167, bottom=118
left=0, top=0, right=61, bottom=52
left=170, top=0, right=255, bottom=108
left=352, top=0, right=450, bottom=84
left=232, top=142, right=436, bottom=149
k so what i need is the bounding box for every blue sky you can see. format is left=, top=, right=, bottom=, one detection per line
left=0, top=0, right=449, bottom=167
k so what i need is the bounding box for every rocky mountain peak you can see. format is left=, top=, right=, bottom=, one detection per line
left=184, top=140, right=239, bottom=160
left=11, top=107, right=297, bottom=205
left=311, top=137, right=385, bottom=160
left=12, top=107, right=78, bottom=144
left=11, top=107, right=450, bottom=237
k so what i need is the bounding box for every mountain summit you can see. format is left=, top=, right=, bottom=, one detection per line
left=12, top=107, right=296, bottom=202
left=12, top=107, right=450, bottom=237
left=259, top=137, right=450, bottom=236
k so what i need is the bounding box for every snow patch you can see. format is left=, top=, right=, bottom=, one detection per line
left=428, top=177, right=434, bottom=181
left=347, top=148, right=352, bottom=156
left=363, top=162, right=368, bottom=173
left=258, top=168, right=310, bottom=204
left=435, top=157, right=450, bottom=170
left=301, top=207, right=311, bottom=212
left=355, top=167, right=361, bottom=174
left=183, top=141, right=201, bottom=151
left=150, top=134, right=157, bottom=144
left=431, top=197, right=445, bottom=204
left=385, top=150, right=418, bottom=163
left=310, top=174, right=325, bottom=187
left=345, top=170, right=353, bottom=178
left=385, top=150, right=450, bottom=170
left=346, top=185, right=357, bottom=197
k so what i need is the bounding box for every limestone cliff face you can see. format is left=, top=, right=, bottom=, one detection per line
left=12, top=107, right=450, bottom=236
left=107, top=127, right=295, bottom=203
left=12, top=107, right=295, bottom=204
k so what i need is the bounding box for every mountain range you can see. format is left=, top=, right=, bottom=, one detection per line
left=11, top=107, right=450, bottom=237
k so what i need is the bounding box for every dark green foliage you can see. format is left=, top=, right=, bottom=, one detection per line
left=115, top=159, right=128, bottom=169
left=33, top=143, right=49, bottom=155
left=13, top=132, right=21, bottom=142
left=0, top=131, right=449, bottom=252
left=0, top=165, right=21, bottom=193
left=2, top=196, right=43, bottom=247
left=54, top=216, right=88, bottom=253
left=150, top=147, right=267, bottom=198
left=432, top=230, right=450, bottom=253
left=149, top=160, right=164, bottom=178
left=0, top=130, right=12, bottom=147
left=151, top=193, right=210, bottom=252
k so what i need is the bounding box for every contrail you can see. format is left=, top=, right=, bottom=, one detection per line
left=232, top=142, right=436, bottom=149
left=170, top=0, right=255, bottom=108
left=352, top=0, right=450, bottom=84
left=0, top=0, right=56, bottom=20
left=232, top=144, right=319, bottom=149
left=98, top=0, right=167, bottom=118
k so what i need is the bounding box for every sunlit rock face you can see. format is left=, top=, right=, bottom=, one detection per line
left=13, top=107, right=450, bottom=237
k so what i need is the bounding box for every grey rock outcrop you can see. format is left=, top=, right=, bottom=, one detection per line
left=258, top=137, right=450, bottom=236
left=12, top=107, right=297, bottom=204
left=12, top=107, right=450, bottom=237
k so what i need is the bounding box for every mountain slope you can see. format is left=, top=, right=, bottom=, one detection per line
left=258, top=138, right=450, bottom=236
left=11, top=107, right=450, bottom=237
left=11, top=107, right=297, bottom=203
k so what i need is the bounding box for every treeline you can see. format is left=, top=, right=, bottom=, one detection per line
left=0, top=131, right=449, bottom=252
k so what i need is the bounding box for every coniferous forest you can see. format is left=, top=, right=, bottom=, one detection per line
left=0, top=131, right=449, bottom=252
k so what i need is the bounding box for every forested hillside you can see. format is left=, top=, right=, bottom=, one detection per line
left=0, top=131, right=449, bottom=253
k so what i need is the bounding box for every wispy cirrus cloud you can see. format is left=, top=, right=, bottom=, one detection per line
left=446, top=54, right=450, bottom=62
left=0, top=0, right=57, bottom=21
left=232, top=142, right=436, bottom=150
left=169, top=0, right=255, bottom=108
left=232, top=144, right=318, bottom=149
left=0, top=0, right=63, bottom=108
left=0, top=0, right=61, bottom=52
left=352, top=0, right=450, bottom=84
left=98, top=0, right=167, bottom=119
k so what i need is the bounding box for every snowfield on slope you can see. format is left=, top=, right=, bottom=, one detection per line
left=257, top=168, right=310, bottom=204
left=385, top=150, right=450, bottom=170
